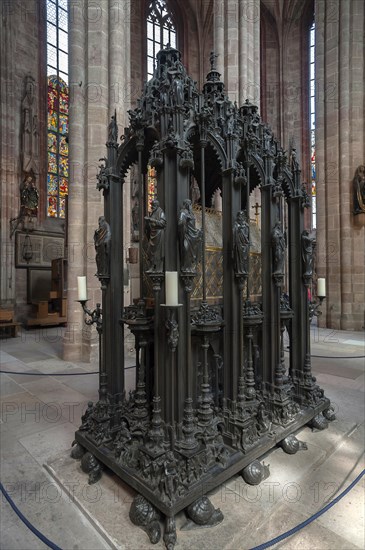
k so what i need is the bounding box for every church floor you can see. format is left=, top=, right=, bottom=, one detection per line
left=0, top=325, right=364, bottom=550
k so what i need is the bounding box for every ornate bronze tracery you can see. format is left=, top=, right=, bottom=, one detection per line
left=72, top=46, right=333, bottom=548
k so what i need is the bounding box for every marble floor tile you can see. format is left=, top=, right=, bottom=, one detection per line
left=5, top=370, right=45, bottom=384
left=312, top=359, right=363, bottom=379
left=25, top=358, right=81, bottom=373
left=0, top=359, right=37, bottom=373
left=9, top=350, right=55, bottom=364
left=240, top=502, right=361, bottom=550
left=1, top=500, right=49, bottom=550
left=19, top=422, right=79, bottom=466
left=0, top=350, right=19, bottom=363
left=315, top=371, right=365, bottom=392
left=20, top=376, right=67, bottom=396
left=53, top=372, right=99, bottom=397
left=0, top=375, right=24, bottom=397
left=0, top=391, right=69, bottom=439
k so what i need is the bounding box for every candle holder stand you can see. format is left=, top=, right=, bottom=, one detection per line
left=309, top=296, right=325, bottom=322
left=78, top=300, right=102, bottom=331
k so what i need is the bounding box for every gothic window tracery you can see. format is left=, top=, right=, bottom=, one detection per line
left=147, top=0, right=177, bottom=79
left=46, top=0, right=69, bottom=218
left=146, top=1, right=176, bottom=209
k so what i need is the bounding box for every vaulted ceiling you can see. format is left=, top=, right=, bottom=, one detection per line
left=261, top=0, right=309, bottom=26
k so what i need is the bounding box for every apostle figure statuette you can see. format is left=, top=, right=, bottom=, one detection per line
left=178, top=199, right=202, bottom=273
left=108, top=110, right=118, bottom=143
left=271, top=221, right=286, bottom=279
left=94, top=216, right=111, bottom=282
left=145, top=199, right=166, bottom=273
left=301, top=230, right=315, bottom=281
left=233, top=210, right=250, bottom=276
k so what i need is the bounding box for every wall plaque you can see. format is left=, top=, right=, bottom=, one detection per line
left=15, top=231, right=64, bottom=268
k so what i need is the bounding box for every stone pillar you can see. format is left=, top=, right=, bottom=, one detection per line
left=109, top=0, right=131, bottom=306
left=213, top=0, right=260, bottom=104
left=239, top=0, right=260, bottom=105
left=84, top=0, right=109, bottom=363
left=64, top=0, right=108, bottom=362
left=0, top=3, right=17, bottom=307
left=64, top=0, right=132, bottom=361
left=316, top=0, right=365, bottom=330
left=63, top=0, right=87, bottom=361
left=224, top=0, right=239, bottom=102
left=214, top=0, right=225, bottom=77
left=213, top=0, right=261, bottom=220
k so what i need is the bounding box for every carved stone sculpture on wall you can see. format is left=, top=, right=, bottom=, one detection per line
left=10, top=170, right=40, bottom=236
left=22, top=75, right=39, bottom=175
left=20, top=172, right=39, bottom=217
left=178, top=199, right=202, bottom=273
left=271, top=221, right=286, bottom=279
left=94, top=216, right=111, bottom=283
left=145, top=199, right=166, bottom=272
left=233, top=210, right=249, bottom=276
left=353, top=165, right=365, bottom=214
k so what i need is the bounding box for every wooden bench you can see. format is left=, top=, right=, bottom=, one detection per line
left=26, top=316, right=67, bottom=327
left=0, top=309, right=21, bottom=338
left=25, top=298, right=67, bottom=328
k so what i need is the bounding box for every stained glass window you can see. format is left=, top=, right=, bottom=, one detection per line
left=46, top=0, right=68, bottom=218
left=147, top=0, right=177, bottom=79
left=309, top=22, right=316, bottom=229
left=147, top=166, right=157, bottom=212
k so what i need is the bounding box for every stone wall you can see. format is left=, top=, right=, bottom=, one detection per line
left=316, top=0, right=365, bottom=330
left=0, top=0, right=64, bottom=321
left=214, top=0, right=260, bottom=104
left=260, top=0, right=312, bottom=203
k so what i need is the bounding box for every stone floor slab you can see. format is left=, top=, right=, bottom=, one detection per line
left=1, top=326, right=364, bottom=550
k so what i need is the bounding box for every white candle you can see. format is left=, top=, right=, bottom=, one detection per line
left=165, top=271, right=178, bottom=306
left=317, top=278, right=326, bottom=298
left=77, top=276, right=88, bottom=301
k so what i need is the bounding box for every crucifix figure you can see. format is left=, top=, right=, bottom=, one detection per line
left=251, top=202, right=261, bottom=225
